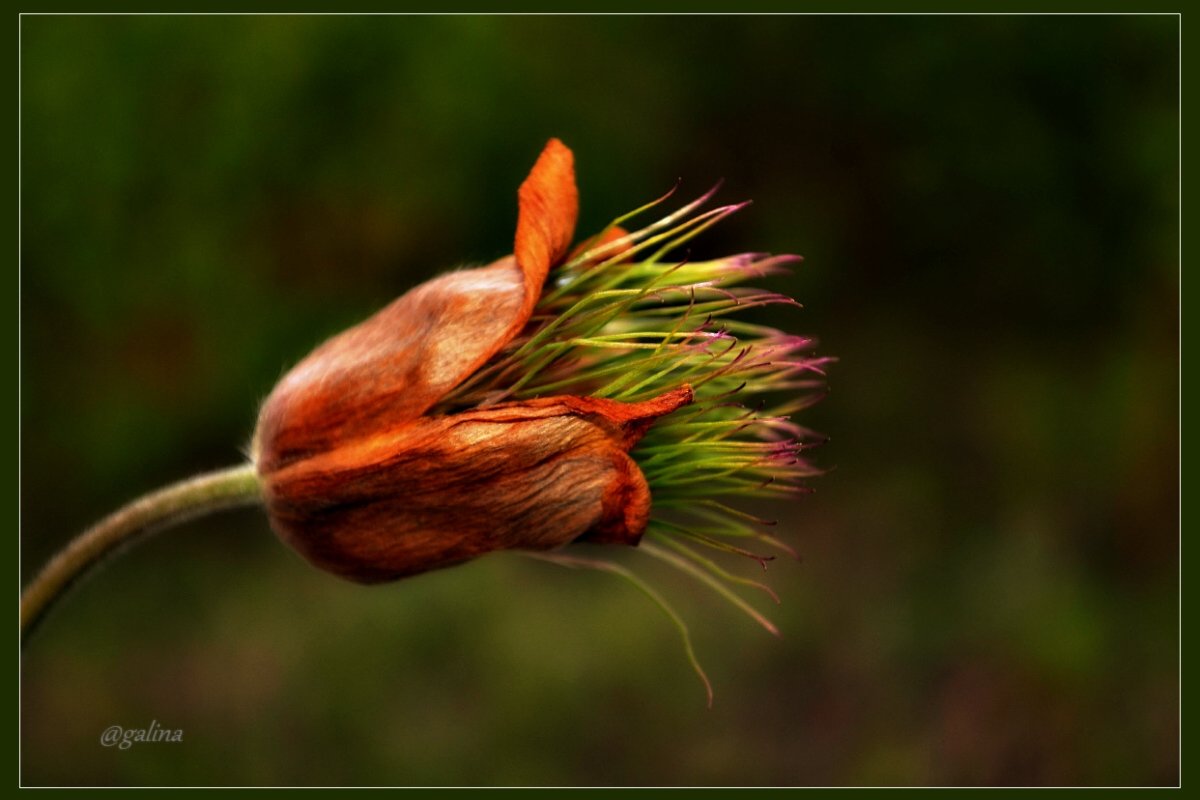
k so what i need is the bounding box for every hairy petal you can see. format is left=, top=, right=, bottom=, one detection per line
left=514, top=137, right=579, bottom=312
left=254, top=139, right=580, bottom=470
left=255, top=258, right=520, bottom=470
left=260, top=387, right=691, bottom=583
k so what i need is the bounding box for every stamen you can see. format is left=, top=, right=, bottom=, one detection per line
left=638, top=542, right=780, bottom=637
left=525, top=551, right=714, bottom=708
left=443, top=184, right=824, bottom=649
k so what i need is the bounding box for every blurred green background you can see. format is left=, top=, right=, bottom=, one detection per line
left=20, top=15, right=1178, bottom=787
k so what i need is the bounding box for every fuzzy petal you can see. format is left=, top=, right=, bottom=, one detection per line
left=260, top=387, right=692, bottom=583
left=255, top=140, right=580, bottom=470
left=255, top=257, right=521, bottom=469
left=514, top=137, right=579, bottom=314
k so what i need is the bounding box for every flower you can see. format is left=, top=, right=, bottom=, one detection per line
left=253, top=140, right=700, bottom=583
left=252, top=140, right=830, bottom=675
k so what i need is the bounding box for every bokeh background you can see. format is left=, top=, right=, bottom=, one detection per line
left=20, top=14, right=1178, bottom=787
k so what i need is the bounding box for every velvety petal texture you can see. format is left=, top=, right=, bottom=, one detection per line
left=255, top=258, right=525, bottom=470
left=253, top=140, right=691, bottom=583
left=263, top=387, right=691, bottom=583
left=255, top=139, right=580, bottom=471
left=514, top=137, right=578, bottom=314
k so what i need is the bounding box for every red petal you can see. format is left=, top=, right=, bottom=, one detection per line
left=255, top=141, right=582, bottom=471
left=514, top=138, right=579, bottom=315
left=261, top=388, right=692, bottom=582
left=255, top=257, right=526, bottom=470
left=508, top=384, right=694, bottom=449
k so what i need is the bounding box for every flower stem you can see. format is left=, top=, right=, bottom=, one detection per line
left=20, top=462, right=263, bottom=643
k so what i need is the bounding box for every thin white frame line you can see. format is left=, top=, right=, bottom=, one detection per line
left=15, top=10, right=1184, bottom=791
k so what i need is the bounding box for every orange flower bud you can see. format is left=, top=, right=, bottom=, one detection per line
left=252, top=140, right=693, bottom=582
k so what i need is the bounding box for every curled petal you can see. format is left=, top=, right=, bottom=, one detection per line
left=254, top=140, right=580, bottom=470
left=514, top=137, right=579, bottom=311
left=260, top=387, right=692, bottom=583
left=255, top=258, right=524, bottom=470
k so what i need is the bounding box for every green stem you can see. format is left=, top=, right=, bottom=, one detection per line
left=20, top=462, right=263, bottom=643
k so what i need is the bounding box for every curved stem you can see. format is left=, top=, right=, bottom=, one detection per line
left=20, top=462, right=263, bottom=643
